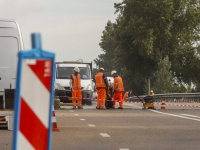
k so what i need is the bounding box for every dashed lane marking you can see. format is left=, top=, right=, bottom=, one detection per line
left=70, top=110, right=74, bottom=112
left=150, top=110, right=200, bottom=122
left=181, top=114, right=200, bottom=119
left=100, top=133, right=111, bottom=137
left=80, top=119, right=86, bottom=121
left=74, top=114, right=79, bottom=116
left=88, top=124, right=96, bottom=127
left=119, top=149, right=130, bottom=150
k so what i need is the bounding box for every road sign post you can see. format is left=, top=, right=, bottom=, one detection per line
left=13, top=33, right=55, bottom=150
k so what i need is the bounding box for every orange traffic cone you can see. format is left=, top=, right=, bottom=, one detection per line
left=0, top=117, right=5, bottom=121
left=52, top=106, right=60, bottom=132
left=161, top=98, right=166, bottom=110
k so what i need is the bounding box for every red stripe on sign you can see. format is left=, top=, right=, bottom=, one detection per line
left=28, top=60, right=52, bottom=92
left=19, top=97, right=48, bottom=150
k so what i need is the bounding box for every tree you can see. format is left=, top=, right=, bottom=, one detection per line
left=95, top=0, right=200, bottom=94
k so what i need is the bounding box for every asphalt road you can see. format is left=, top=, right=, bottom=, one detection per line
left=0, top=102, right=200, bottom=150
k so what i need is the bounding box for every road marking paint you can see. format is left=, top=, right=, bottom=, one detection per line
left=70, top=110, right=74, bottom=112
left=119, top=149, right=130, bottom=150
left=88, top=124, right=96, bottom=127
left=80, top=119, right=85, bottom=121
left=181, top=114, right=200, bottom=119
left=74, top=114, right=79, bottom=116
left=100, top=133, right=111, bottom=137
left=150, top=110, right=200, bottom=122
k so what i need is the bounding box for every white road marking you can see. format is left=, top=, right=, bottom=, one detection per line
left=70, top=110, right=74, bottom=112
left=119, top=149, right=130, bottom=150
left=100, top=133, right=111, bottom=137
left=80, top=119, right=86, bottom=121
left=88, top=124, right=96, bottom=127
left=150, top=110, right=200, bottom=122
left=74, top=114, right=79, bottom=116
left=181, top=114, right=200, bottom=119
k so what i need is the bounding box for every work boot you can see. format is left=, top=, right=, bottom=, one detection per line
left=73, top=107, right=76, bottom=109
left=112, top=107, right=115, bottom=109
left=118, top=107, right=123, bottom=109
left=96, top=107, right=100, bottom=109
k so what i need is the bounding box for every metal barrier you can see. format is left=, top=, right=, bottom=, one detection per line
left=128, top=93, right=200, bottom=103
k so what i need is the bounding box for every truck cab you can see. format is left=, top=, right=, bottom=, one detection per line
left=55, top=61, right=94, bottom=105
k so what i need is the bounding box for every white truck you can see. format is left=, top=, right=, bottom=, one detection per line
left=0, top=20, right=24, bottom=109
left=55, top=61, right=94, bottom=105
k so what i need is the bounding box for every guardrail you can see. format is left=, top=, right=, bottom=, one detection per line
left=127, top=93, right=200, bottom=103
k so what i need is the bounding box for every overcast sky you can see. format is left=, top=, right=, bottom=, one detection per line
left=1, top=0, right=122, bottom=67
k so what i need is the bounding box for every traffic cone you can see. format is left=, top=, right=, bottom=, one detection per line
left=161, top=98, right=166, bottom=110
left=52, top=106, right=60, bottom=132
left=0, top=117, right=5, bottom=121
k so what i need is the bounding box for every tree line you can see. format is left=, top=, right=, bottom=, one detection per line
left=94, top=0, right=200, bottom=95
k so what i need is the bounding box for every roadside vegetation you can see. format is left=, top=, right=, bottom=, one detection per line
left=94, top=0, right=200, bottom=95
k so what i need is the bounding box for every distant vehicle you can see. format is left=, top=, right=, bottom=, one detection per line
left=0, top=20, right=24, bottom=108
left=55, top=60, right=94, bottom=105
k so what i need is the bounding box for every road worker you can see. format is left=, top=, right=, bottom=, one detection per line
left=111, top=70, right=124, bottom=109
left=150, top=90, right=154, bottom=95
left=123, top=91, right=129, bottom=102
left=95, top=68, right=109, bottom=109
left=69, top=67, right=82, bottom=109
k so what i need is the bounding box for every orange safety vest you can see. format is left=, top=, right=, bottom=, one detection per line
left=113, top=76, right=124, bottom=92
left=151, top=92, right=154, bottom=95
left=71, top=74, right=81, bottom=90
left=124, top=91, right=129, bottom=98
left=95, top=72, right=106, bottom=88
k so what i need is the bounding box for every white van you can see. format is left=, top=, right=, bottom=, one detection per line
left=0, top=20, right=24, bottom=109
left=55, top=61, right=94, bottom=105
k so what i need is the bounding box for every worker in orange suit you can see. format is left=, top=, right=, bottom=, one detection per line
left=69, top=67, right=82, bottom=109
left=95, top=68, right=109, bottom=109
left=111, top=70, right=124, bottom=109
left=151, top=90, right=154, bottom=95
left=123, top=91, right=129, bottom=102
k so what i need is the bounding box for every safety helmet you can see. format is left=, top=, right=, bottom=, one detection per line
left=151, top=90, right=153, bottom=92
left=74, top=67, right=80, bottom=72
left=111, top=70, right=117, bottom=75
left=100, top=67, right=104, bottom=71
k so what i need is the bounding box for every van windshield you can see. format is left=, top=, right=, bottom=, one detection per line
left=57, top=67, right=91, bottom=79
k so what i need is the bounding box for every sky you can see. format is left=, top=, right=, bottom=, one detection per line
left=0, top=0, right=122, bottom=68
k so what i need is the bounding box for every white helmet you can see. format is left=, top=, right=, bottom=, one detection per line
left=111, top=70, right=117, bottom=75
left=151, top=90, right=153, bottom=92
left=100, top=67, right=104, bottom=71
left=74, top=67, right=80, bottom=72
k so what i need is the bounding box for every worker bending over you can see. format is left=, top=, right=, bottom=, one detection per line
left=111, top=70, right=124, bottom=109
left=123, top=91, right=129, bottom=102
left=95, top=68, right=109, bottom=109
left=69, top=67, right=82, bottom=109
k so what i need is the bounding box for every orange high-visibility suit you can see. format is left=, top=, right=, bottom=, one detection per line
left=113, top=75, right=124, bottom=109
left=95, top=72, right=107, bottom=109
left=123, top=91, right=129, bottom=102
left=71, top=74, right=82, bottom=108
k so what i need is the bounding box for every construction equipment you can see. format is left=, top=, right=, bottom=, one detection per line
left=105, top=87, right=113, bottom=109
left=132, top=91, right=156, bottom=110
left=143, top=96, right=156, bottom=109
